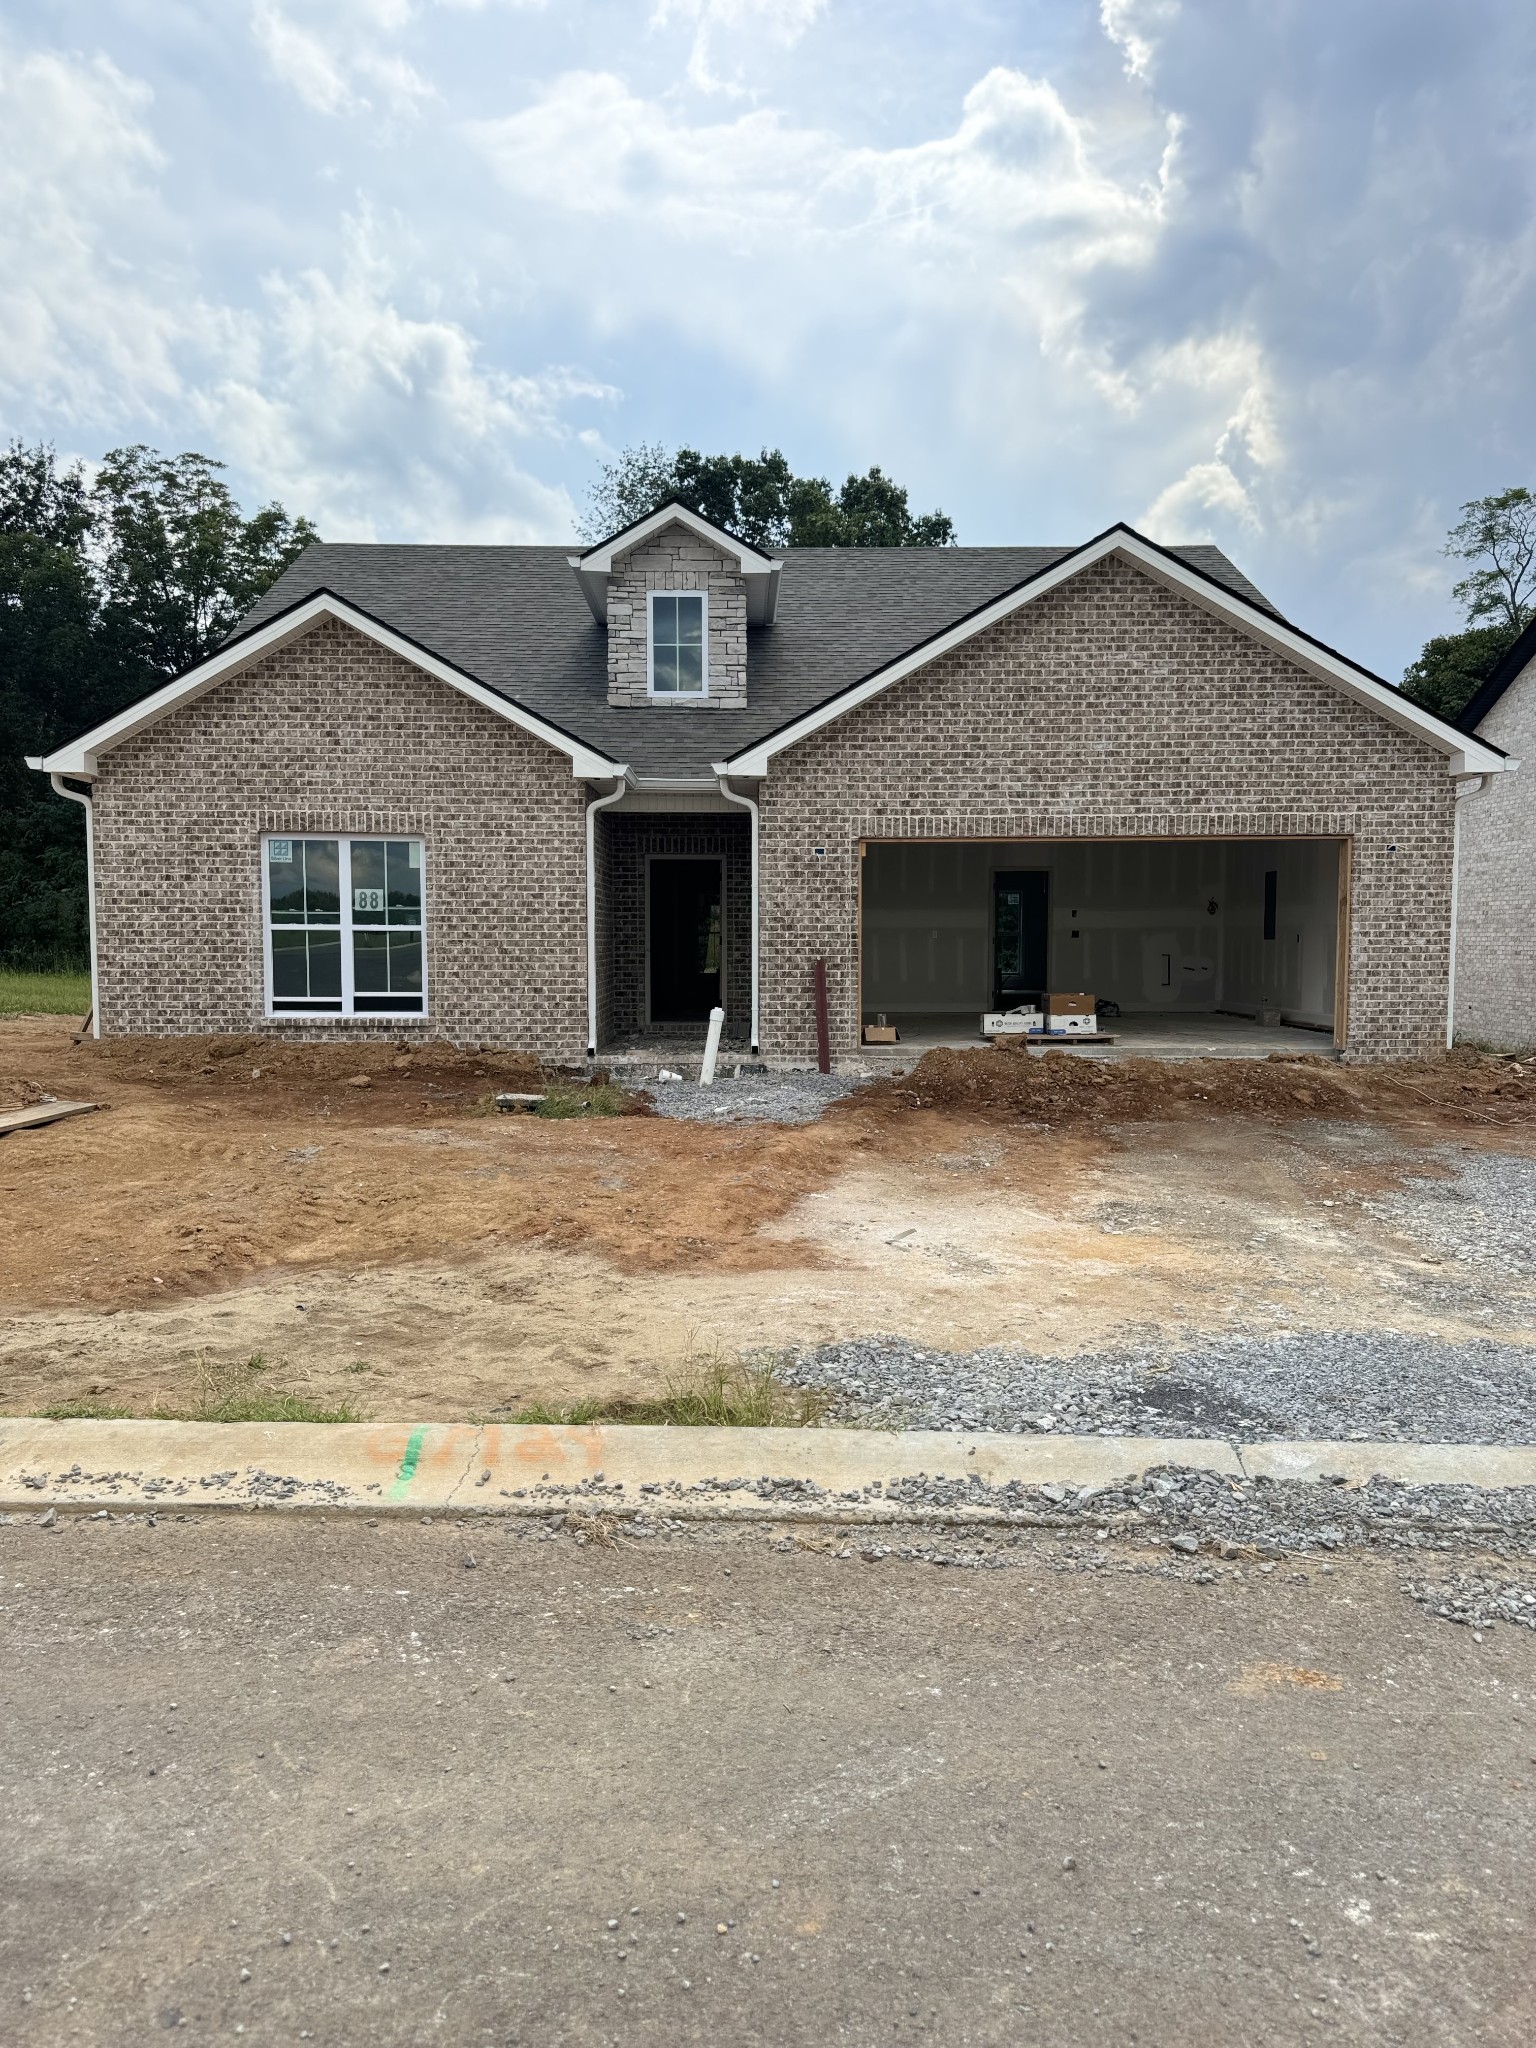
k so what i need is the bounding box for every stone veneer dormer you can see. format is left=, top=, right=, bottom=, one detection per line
left=567, top=501, right=782, bottom=714
left=605, top=520, right=747, bottom=710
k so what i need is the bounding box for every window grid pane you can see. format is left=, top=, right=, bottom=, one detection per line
left=652, top=593, right=705, bottom=694
left=268, top=836, right=424, bottom=1015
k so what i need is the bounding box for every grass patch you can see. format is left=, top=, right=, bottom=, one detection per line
left=534, top=1081, right=640, bottom=1119
left=0, top=968, right=92, bottom=1016
left=41, top=1354, right=365, bottom=1425
left=174, top=1354, right=361, bottom=1423
left=501, top=1350, right=829, bottom=1429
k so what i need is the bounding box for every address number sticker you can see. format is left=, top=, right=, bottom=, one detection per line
left=354, top=887, right=386, bottom=912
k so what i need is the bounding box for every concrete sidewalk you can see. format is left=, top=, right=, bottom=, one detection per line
left=3, top=1416, right=1534, bottom=1521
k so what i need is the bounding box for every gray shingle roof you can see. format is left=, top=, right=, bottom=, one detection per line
left=236, top=540, right=1279, bottom=780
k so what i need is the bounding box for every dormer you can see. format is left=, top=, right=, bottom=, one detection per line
left=569, top=502, right=781, bottom=710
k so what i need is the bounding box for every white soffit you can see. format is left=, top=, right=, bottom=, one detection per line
left=568, top=502, right=782, bottom=625
left=720, top=527, right=1510, bottom=780
left=33, top=591, right=627, bottom=782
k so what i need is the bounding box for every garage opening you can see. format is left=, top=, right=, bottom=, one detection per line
left=859, top=838, right=1347, bottom=1054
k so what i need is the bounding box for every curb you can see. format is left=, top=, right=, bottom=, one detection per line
left=2, top=1419, right=1534, bottom=1524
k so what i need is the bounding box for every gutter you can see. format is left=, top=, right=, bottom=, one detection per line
left=714, top=769, right=760, bottom=1055
left=585, top=772, right=630, bottom=1057
left=37, top=766, right=100, bottom=1038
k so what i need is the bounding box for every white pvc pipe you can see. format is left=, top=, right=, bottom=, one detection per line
left=585, top=773, right=628, bottom=1056
left=714, top=771, right=760, bottom=1054
left=51, top=773, right=99, bottom=1038
left=700, top=1005, right=725, bottom=1085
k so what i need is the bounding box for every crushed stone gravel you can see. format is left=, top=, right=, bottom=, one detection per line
left=776, top=1331, right=1536, bottom=1444
left=1363, top=1147, right=1536, bottom=1276
left=1402, top=1571, right=1536, bottom=1632
left=644, top=1071, right=870, bottom=1124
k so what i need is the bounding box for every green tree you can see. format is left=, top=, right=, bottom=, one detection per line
left=1402, top=486, right=1535, bottom=723
left=92, top=446, right=319, bottom=679
left=0, top=445, right=113, bottom=965
left=1445, top=486, right=1536, bottom=632
left=1401, top=622, right=1523, bottom=724
left=1, top=440, right=318, bottom=966
left=579, top=444, right=955, bottom=549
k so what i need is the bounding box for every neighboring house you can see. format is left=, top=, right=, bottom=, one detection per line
left=29, top=507, right=1510, bottom=1064
left=1453, top=619, right=1536, bottom=1048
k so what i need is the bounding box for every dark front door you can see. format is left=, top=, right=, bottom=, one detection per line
left=993, top=869, right=1049, bottom=1008
left=649, top=859, right=723, bottom=1023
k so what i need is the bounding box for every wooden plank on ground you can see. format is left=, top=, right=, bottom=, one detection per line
left=0, top=1100, right=99, bottom=1136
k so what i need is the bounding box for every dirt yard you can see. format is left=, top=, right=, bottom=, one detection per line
left=2, top=1017, right=1533, bottom=1421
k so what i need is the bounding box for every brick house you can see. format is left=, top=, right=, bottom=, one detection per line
left=1453, top=618, right=1536, bottom=1048
left=30, top=505, right=1511, bottom=1063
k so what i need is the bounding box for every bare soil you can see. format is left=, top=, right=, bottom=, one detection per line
left=2, top=1017, right=1532, bottom=1422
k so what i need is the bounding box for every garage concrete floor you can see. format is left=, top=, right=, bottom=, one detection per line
left=3, top=1512, right=1531, bottom=2047
left=855, top=1010, right=1334, bottom=1064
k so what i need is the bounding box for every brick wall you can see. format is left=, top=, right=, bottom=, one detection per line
left=1455, top=660, right=1536, bottom=1049
left=757, top=555, right=1456, bottom=1062
left=90, top=617, right=590, bottom=1057
left=605, top=523, right=747, bottom=709
left=598, top=812, right=751, bottom=1040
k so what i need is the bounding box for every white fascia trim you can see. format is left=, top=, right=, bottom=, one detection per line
left=568, top=503, right=782, bottom=626
left=719, top=529, right=1511, bottom=780
left=33, top=593, right=627, bottom=781
left=574, top=502, right=776, bottom=577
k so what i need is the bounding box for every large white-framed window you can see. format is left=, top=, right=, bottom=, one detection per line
left=647, top=590, right=708, bottom=697
left=263, top=834, right=427, bottom=1018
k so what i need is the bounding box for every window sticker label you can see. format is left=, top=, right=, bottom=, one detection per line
left=407, top=843, right=421, bottom=868
left=354, top=888, right=386, bottom=912
left=269, top=838, right=292, bottom=865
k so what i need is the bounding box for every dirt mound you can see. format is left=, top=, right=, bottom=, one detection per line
left=0, top=1029, right=654, bottom=1125
left=837, top=1042, right=1536, bottom=1131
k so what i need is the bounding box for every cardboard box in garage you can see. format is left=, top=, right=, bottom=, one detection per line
left=1046, top=992, right=1095, bottom=1017
left=983, top=1009, right=1045, bottom=1036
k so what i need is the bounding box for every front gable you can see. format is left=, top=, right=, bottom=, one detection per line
left=717, top=526, right=1508, bottom=782
left=32, top=590, right=627, bottom=783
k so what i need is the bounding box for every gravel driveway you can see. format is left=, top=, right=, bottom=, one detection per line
left=778, top=1331, right=1536, bottom=1443
left=776, top=1136, right=1536, bottom=1444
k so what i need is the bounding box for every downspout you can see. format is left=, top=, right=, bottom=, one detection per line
left=1446, top=773, right=1490, bottom=1050
left=50, top=774, right=100, bottom=1038
left=714, top=771, right=760, bottom=1055
left=585, top=774, right=627, bottom=1058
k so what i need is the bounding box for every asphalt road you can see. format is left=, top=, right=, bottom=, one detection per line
left=2, top=1511, right=1533, bottom=2046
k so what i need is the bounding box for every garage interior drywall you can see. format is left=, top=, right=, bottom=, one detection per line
left=860, top=838, right=1341, bottom=1032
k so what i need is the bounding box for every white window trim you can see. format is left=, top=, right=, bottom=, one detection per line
left=261, top=833, right=429, bottom=1022
left=646, top=589, right=709, bottom=700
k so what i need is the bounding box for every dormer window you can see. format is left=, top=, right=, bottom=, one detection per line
left=649, top=591, right=707, bottom=697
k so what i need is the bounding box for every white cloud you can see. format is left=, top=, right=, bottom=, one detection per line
left=0, top=36, right=612, bottom=542
left=204, top=215, right=610, bottom=538
left=1099, top=0, right=1180, bottom=82
left=0, top=40, right=231, bottom=424
left=650, top=0, right=828, bottom=94
left=249, top=0, right=454, bottom=118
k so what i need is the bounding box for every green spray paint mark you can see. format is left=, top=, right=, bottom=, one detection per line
left=390, top=1426, right=427, bottom=1499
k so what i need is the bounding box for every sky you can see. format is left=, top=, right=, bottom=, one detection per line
left=3, top=0, right=1535, bottom=677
